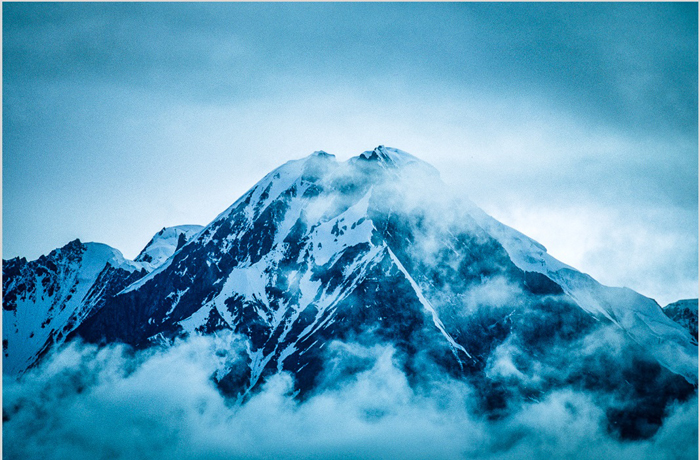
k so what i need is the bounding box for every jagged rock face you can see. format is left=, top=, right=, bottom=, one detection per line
left=4, top=146, right=697, bottom=441
left=665, top=299, right=698, bottom=343
left=1, top=225, right=205, bottom=375
left=2, top=240, right=145, bottom=375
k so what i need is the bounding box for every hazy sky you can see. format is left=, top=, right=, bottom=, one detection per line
left=3, top=2, right=697, bottom=305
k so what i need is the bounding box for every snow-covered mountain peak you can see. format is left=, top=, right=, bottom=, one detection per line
left=207, top=147, right=435, bottom=230
left=4, top=146, right=698, bottom=446
left=135, top=225, right=204, bottom=271
left=81, top=242, right=143, bottom=273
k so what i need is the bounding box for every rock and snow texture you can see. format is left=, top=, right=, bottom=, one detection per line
left=2, top=240, right=144, bottom=374
left=3, top=145, right=697, bottom=440
left=664, top=299, right=698, bottom=343
left=74, top=147, right=479, bottom=393
left=2, top=225, right=203, bottom=375
left=471, top=208, right=698, bottom=383
left=134, top=225, right=203, bottom=271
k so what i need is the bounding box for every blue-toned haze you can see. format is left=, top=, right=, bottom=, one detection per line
left=3, top=2, right=697, bottom=305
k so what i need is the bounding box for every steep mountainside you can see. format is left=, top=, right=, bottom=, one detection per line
left=2, top=241, right=144, bottom=375
left=3, top=146, right=697, bottom=440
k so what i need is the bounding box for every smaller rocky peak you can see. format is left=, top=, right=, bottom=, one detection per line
left=359, top=145, right=389, bottom=163
left=2, top=257, right=27, bottom=279
left=357, top=146, right=428, bottom=168
left=664, top=299, right=698, bottom=343
left=311, top=150, right=336, bottom=160
left=135, top=225, right=203, bottom=270
left=63, top=238, right=84, bottom=251
left=175, top=232, right=188, bottom=252
left=54, top=238, right=87, bottom=262
left=352, top=146, right=440, bottom=180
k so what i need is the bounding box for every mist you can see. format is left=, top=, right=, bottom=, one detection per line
left=3, top=333, right=697, bottom=460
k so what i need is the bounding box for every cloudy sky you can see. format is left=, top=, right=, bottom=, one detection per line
left=3, top=2, right=697, bottom=305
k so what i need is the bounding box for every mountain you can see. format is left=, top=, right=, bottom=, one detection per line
left=134, top=225, right=204, bottom=271
left=664, top=299, right=698, bottom=343
left=2, top=225, right=202, bottom=375
left=2, top=240, right=144, bottom=375
left=3, top=146, right=697, bottom=440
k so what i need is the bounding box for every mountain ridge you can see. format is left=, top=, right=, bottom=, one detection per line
left=4, top=146, right=697, bottom=441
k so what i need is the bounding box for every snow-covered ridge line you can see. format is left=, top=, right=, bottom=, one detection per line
left=473, top=206, right=697, bottom=384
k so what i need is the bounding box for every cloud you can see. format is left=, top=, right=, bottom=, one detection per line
left=5, top=3, right=696, bottom=130
left=3, top=334, right=697, bottom=460
left=490, top=201, right=698, bottom=305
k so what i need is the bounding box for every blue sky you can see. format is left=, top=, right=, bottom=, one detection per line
left=3, top=2, right=697, bottom=305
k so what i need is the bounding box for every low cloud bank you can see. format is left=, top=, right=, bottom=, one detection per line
left=3, top=334, right=697, bottom=460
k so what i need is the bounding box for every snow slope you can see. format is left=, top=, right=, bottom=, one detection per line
left=135, top=225, right=204, bottom=271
